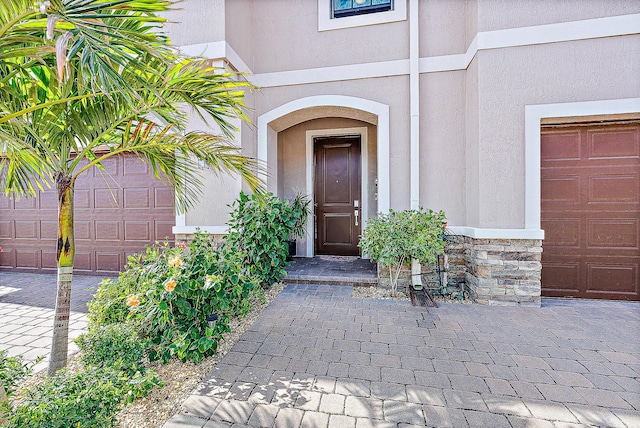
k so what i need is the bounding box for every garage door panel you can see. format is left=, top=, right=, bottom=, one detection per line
left=95, top=157, right=119, bottom=176
left=96, top=252, right=120, bottom=272
left=73, top=252, right=92, bottom=271
left=15, top=198, right=36, bottom=209
left=0, top=154, right=175, bottom=273
left=39, top=191, right=57, bottom=209
left=542, top=122, right=640, bottom=301
left=95, top=221, right=120, bottom=240
left=541, top=261, right=580, bottom=293
left=94, top=189, right=121, bottom=209
left=0, top=195, right=11, bottom=209
left=587, top=219, right=638, bottom=249
left=541, top=131, right=581, bottom=161
left=588, top=128, right=639, bottom=159
left=15, top=221, right=37, bottom=239
left=124, top=188, right=150, bottom=208
left=588, top=174, right=638, bottom=203
left=16, top=250, right=38, bottom=268
left=541, top=219, right=580, bottom=247
left=75, top=189, right=91, bottom=208
left=125, top=221, right=150, bottom=241
left=124, top=156, right=149, bottom=175
left=586, top=263, right=638, bottom=294
left=155, top=221, right=174, bottom=242
left=541, top=176, right=580, bottom=203
left=40, top=221, right=58, bottom=239
left=74, top=221, right=91, bottom=240
left=0, top=221, right=11, bottom=239
left=41, top=250, right=57, bottom=269
left=155, top=188, right=174, bottom=208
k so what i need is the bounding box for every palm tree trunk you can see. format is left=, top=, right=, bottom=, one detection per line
left=47, top=173, right=75, bottom=375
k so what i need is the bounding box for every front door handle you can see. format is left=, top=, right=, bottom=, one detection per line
left=354, top=209, right=359, bottom=226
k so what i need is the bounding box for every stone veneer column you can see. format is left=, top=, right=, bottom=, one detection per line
left=464, top=237, right=542, bottom=307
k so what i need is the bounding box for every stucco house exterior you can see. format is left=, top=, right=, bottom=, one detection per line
left=1, top=1, right=638, bottom=304
left=168, top=0, right=639, bottom=305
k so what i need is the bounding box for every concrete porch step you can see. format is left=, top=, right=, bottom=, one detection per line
left=282, top=273, right=378, bottom=287
left=283, top=256, right=378, bottom=287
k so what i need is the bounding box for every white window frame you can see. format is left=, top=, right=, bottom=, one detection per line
left=318, top=0, right=406, bottom=32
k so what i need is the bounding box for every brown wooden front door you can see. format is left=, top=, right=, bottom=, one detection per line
left=541, top=122, right=640, bottom=301
left=314, top=136, right=362, bottom=256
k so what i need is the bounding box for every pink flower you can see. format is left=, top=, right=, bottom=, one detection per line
left=0, top=246, right=3, bottom=253
left=177, top=242, right=187, bottom=250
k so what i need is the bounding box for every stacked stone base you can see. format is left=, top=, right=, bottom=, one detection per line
left=376, top=235, right=542, bottom=307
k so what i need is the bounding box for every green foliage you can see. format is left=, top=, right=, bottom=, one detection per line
left=224, top=192, right=310, bottom=288
left=75, top=323, right=150, bottom=376
left=359, top=208, right=447, bottom=292
left=0, top=351, right=36, bottom=399
left=87, top=249, right=159, bottom=328
left=6, top=366, right=159, bottom=428
left=87, top=233, right=259, bottom=364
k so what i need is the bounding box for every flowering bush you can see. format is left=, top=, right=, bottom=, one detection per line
left=88, top=233, right=260, bottom=364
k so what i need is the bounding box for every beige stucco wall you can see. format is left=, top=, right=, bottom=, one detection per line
left=225, top=0, right=254, bottom=70
left=164, top=0, right=225, bottom=47
left=420, top=70, right=466, bottom=225
left=474, top=34, right=640, bottom=229
left=249, top=1, right=408, bottom=73
left=420, top=0, right=468, bottom=57
left=182, top=111, right=243, bottom=227
left=477, top=0, right=640, bottom=31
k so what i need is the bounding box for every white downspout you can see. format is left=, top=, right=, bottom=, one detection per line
left=409, top=0, right=422, bottom=289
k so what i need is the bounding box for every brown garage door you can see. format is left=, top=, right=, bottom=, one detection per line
left=0, top=154, right=174, bottom=274
left=541, top=121, right=640, bottom=301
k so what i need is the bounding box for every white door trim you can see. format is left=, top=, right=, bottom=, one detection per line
left=257, top=95, right=390, bottom=216
left=525, top=97, right=640, bottom=232
left=306, top=127, right=368, bottom=257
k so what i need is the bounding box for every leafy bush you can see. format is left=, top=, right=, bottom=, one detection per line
left=359, top=208, right=447, bottom=293
left=0, top=351, right=36, bottom=400
left=75, top=323, right=150, bottom=375
left=6, top=366, right=158, bottom=428
left=88, top=233, right=260, bottom=364
left=87, top=245, right=165, bottom=328
left=224, top=191, right=309, bottom=288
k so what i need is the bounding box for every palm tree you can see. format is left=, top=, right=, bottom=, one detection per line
left=0, top=0, right=263, bottom=375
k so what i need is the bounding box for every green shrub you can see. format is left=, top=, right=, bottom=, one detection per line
left=224, top=191, right=309, bottom=288
left=6, top=366, right=158, bottom=428
left=87, top=233, right=259, bottom=364
left=359, top=208, right=447, bottom=293
left=75, top=323, right=150, bottom=375
left=87, top=245, right=165, bottom=328
left=0, top=351, right=36, bottom=400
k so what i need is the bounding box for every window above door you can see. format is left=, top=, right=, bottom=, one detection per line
left=333, top=0, right=392, bottom=18
left=318, top=0, right=406, bottom=32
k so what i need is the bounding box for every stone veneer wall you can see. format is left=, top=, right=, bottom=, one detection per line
left=376, top=235, right=543, bottom=307
left=174, top=233, right=226, bottom=249
left=463, top=237, right=542, bottom=307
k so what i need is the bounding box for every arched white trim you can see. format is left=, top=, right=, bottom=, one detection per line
left=257, top=95, right=390, bottom=215
left=525, top=97, right=640, bottom=233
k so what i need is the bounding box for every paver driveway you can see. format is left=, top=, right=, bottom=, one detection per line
left=165, top=284, right=640, bottom=427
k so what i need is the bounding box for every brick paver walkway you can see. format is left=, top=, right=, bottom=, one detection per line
left=0, top=272, right=108, bottom=372
left=164, top=284, right=640, bottom=428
